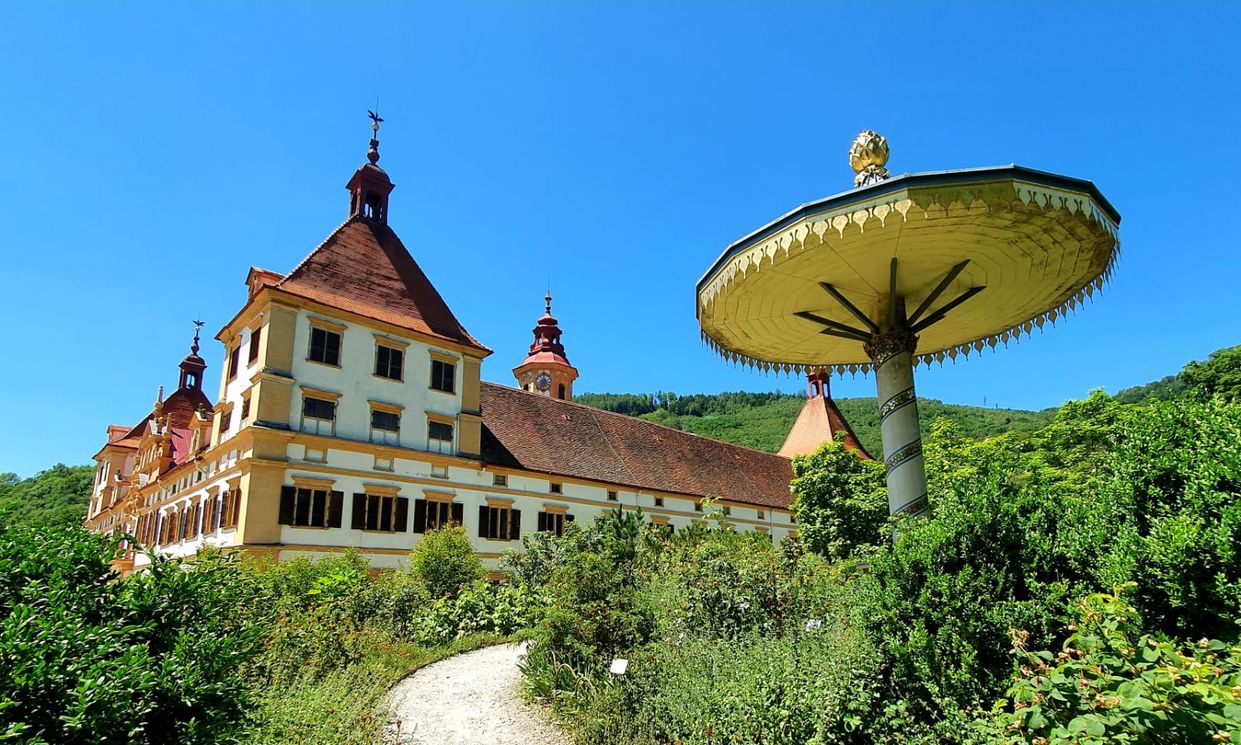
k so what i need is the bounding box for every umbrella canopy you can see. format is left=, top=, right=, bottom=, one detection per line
left=696, top=165, right=1121, bottom=373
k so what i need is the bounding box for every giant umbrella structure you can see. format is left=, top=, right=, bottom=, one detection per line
left=696, top=132, right=1121, bottom=518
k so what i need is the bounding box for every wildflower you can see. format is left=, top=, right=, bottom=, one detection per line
left=805, top=619, right=822, bottom=632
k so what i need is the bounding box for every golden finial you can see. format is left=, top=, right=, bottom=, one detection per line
left=849, top=130, right=890, bottom=187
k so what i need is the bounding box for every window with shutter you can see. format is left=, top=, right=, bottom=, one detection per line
left=480, top=505, right=521, bottom=540
left=248, top=327, right=262, bottom=363
left=413, top=499, right=427, bottom=533
left=539, top=511, right=567, bottom=536
left=280, top=486, right=335, bottom=528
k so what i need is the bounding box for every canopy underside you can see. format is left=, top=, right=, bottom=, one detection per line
left=697, top=179, right=1120, bottom=374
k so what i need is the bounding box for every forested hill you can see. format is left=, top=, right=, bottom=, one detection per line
left=573, top=391, right=1054, bottom=455
left=577, top=343, right=1241, bottom=455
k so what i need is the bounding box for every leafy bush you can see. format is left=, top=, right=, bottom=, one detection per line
left=0, top=525, right=262, bottom=744
left=985, top=586, right=1241, bottom=744
left=790, top=440, right=888, bottom=560
left=406, top=525, right=484, bottom=599
left=417, top=580, right=541, bottom=645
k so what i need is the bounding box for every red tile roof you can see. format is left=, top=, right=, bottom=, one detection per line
left=480, top=382, right=794, bottom=509
left=275, top=216, right=489, bottom=354
left=778, top=395, right=873, bottom=459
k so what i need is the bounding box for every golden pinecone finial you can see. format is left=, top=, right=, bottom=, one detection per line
left=849, top=130, right=890, bottom=187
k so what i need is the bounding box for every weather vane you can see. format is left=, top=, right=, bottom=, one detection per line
left=366, top=99, right=384, bottom=164
left=191, top=319, right=204, bottom=354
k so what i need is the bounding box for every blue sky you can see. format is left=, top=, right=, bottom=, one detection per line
left=1, top=2, right=1238, bottom=476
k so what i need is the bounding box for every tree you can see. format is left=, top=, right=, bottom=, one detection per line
left=1180, top=344, right=1241, bottom=403
left=789, top=441, right=887, bottom=560
left=0, top=464, right=94, bottom=529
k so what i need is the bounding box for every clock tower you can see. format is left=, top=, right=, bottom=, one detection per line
left=513, top=292, right=579, bottom=400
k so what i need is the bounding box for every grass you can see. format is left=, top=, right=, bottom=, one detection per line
left=250, top=633, right=508, bottom=744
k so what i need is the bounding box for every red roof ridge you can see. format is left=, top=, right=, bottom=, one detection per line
left=271, top=215, right=490, bottom=354
left=274, top=216, right=356, bottom=288
left=480, top=380, right=787, bottom=456
left=479, top=382, right=792, bottom=508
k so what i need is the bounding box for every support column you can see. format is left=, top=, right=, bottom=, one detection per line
left=866, top=329, right=928, bottom=518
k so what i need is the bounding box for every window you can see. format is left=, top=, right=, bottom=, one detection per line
left=722, top=505, right=732, bottom=516
left=694, top=501, right=703, bottom=512
left=493, top=473, right=507, bottom=487
left=537, top=510, right=574, bottom=537
left=412, top=498, right=463, bottom=533
left=478, top=504, right=521, bottom=540
left=550, top=483, right=563, bottom=495
left=221, top=488, right=242, bottom=529
left=309, top=327, right=341, bottom=366
left=374, top=456, right=393, bottom=472
left=607, top=490, right=618, bottom=502
left=431, top=464, right=448, bottom=478
left=557, top=383, right=566, bottom=400
left=227, top=344, right=240, bottom=380
left=654, top=497, right=664, bottom=507
left=219, top=407, right=232, bottom=434
left=371, top=409, right=400, bottom=445
left=375, top=344, right=404, bottom=380
left=351, top=492, right=409, bottom=532
left=240, top=395, right=251, bottom=423
left=248, top=326, right=262, bottom=363
left=302, top=396, right=336, bottom=434
left=278, top=486, right=344, bottom=528
left=427, top=420, right=454, bottom=453
left=430, top=359, right=455, bottom=393
left=757, top=510, right=765, bottom=520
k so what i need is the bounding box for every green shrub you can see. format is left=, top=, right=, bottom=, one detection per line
left=0, top=525, right=262, bottom=744
left=984, top=586, right=1241, bottom=744
left=790, top=440, right=888, bottom=560
left=406, top=526, right=484, bottom=599
left=1096, top=398, right=1241, bottom=639
left=417, top=580, right=541, bottom=645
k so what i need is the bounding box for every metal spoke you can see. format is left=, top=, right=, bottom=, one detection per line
left=910, top=286, right=986, bottom=332
left=908, top=260, right=970, bottom=325
left=816, top=283, right=880, bottom=333
left=794, top=310, right=871, bottom=340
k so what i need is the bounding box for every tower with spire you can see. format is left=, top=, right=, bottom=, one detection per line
left=346, top=109, right=395, bottom=223
left=777, top=370, right=872, bottom=459
left=513, top=292, right=578, bottom=400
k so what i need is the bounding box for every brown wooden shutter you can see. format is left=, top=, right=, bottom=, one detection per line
left=413, top=499, right=427, bottom=533
left=395, top=497, right=409, bottom=533
left=450, top=502, right=464, bottom=527
left=478, top=506, right=490, bottom=538
left=511, top=509, right=521, bottom=540
left=537, top=512, right=547, bottom=532
left=278, top=486, right=295, bottom=525
left=328, top=491, right=344, bottom=528
left=351, top=493, right=366, bottom=530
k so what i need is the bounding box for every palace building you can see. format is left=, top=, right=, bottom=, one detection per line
left=85, top=124, right=866, bottom=571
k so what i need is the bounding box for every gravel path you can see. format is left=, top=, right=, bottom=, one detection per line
left=385, top=642, right=570, bottom=745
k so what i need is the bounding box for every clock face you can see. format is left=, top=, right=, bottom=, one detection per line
left=535, top=373, right=552, bottom=392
